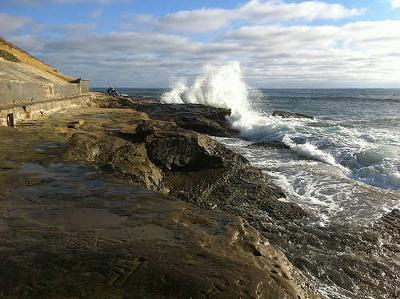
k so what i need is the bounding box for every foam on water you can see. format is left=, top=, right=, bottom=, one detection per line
left=161, top=62, right=400, bottom=192
left=162, top=61, right=349, bottom=173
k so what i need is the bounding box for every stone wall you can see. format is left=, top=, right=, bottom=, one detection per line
left=79, top=80, right=90, bottom=93
left=0, top=81, right=90, bottom=108
left=0, top=92, right=102, bottom=126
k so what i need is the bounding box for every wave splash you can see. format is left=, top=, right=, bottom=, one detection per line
left=161, top=61, right=346, bottom=171
left=161, top=61, right=249, bottom=111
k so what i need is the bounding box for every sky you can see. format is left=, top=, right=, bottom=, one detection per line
left=0, top=0, right=400, bottom=88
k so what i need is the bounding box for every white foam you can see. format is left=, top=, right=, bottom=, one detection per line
left=161, top=61, right=249, bottom=112
left=162, top=61, right=347, bottom=173
left=282, top=135, right=350, bottom=174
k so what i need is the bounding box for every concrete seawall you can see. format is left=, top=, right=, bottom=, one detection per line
left=0, top=80, right=90, bottom=108
left=0, top=92, right=102, bottom=127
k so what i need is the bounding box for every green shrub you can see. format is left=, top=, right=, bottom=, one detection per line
left=0, top=49, right=20, bottom=62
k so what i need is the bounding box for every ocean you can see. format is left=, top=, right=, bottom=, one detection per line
left=92, top=77, right=400, bottom=298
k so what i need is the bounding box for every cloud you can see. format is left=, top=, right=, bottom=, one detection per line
left=0, top=13, right=31, bottom=34
left=55, top=23, right=97, bottom=33
left=121, top=14, right=157, bottom=31
left=9, top=18, right=399, bottom=87
left=3, top=1, right=397, bottom=88
left=136, top=0, right=364, bottom=34
left=239, top=0, right=363, bottom=21
left=223, top=20, right=400, bottom=84
left=391, top=0, right=400, bottom=8
left=89, top=8, right=103, bottom=18
left=159, top=9, right=231, bottom=33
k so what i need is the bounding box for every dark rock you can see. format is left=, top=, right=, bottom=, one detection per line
left=96, top=96, right=238, bottom=137
left=272, top=110, right=314, bottom=120
left=130, top=121, right=305, bottom=221
left=374, top=209, right=400, bottom=244
left=135, top=120, right=155, bottom=142
left=138, top=121, right=227, bottom=171
left=248, top=140, right=290, bottom=150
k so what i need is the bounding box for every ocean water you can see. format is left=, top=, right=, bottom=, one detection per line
left=216, top=88, right=400, bottom=225
left=94, top=63, right=400, bottom=298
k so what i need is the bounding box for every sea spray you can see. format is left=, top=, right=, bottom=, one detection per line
left=161, top=61, right=347, bottom=172
left=161, top=61, right=249, bottom=111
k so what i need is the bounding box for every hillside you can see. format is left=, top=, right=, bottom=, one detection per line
left=0, top=57, right=71, bottom=84
left=0, top=37, right=75, bottom=82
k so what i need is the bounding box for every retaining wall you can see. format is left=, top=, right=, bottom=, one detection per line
left=0, top=81, right=90, bottom=108
left=0, top=92, right=103, bottom=127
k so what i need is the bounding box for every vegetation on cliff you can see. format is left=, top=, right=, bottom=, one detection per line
left=0, top=49, right=20, bottom=62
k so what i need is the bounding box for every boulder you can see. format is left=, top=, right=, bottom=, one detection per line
left=272, top=110, right=314, bottom=120
left=95, top=96, right=238, bottom=137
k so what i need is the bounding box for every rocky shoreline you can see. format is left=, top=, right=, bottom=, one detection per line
left=0, top=94, right=320, bottom=298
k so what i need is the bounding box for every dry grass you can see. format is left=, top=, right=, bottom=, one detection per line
left=0, top=37, right=75, bottom=82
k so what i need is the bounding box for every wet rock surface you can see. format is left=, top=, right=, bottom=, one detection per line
left=97, top=96, right=238, bottom=137
left=66, top=101, right=306, bottom=222
left=272, top=110, right=314, bottom=120
left=374, top=209, right=400, bottom=249
left=248, top=140, right=291, bottom=150
left=0, top=97, right=320, bottom=298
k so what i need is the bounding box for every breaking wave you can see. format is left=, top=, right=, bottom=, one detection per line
left=161, top=61, right=347, bottom=172
left=161, top=61, right=249, bottom=111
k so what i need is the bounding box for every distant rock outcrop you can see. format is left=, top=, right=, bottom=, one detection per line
left=272, top=110, right=314, bottom=119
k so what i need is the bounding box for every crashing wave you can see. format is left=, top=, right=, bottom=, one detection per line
left=161, top=61, right=348, bottom=172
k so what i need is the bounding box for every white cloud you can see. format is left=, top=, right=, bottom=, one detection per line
left=391, top=0, right=400, bottom=8
left=145, top=0, right=364, bottom=34
left=10, top=18, right=399, bottom=87
left=239, top=0, right=363, bottom=21
left=160, top=9, right=230, bottom=33
left=223, top=20, right=400, bottom=84
left=0, top=13, right=31, bottom=33
left=4, top=1, right=398, bottom=87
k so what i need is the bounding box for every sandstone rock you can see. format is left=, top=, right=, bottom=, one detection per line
left=0, top=116, right=320, bottom=299
left=63, top=105, right=307, bottom=223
